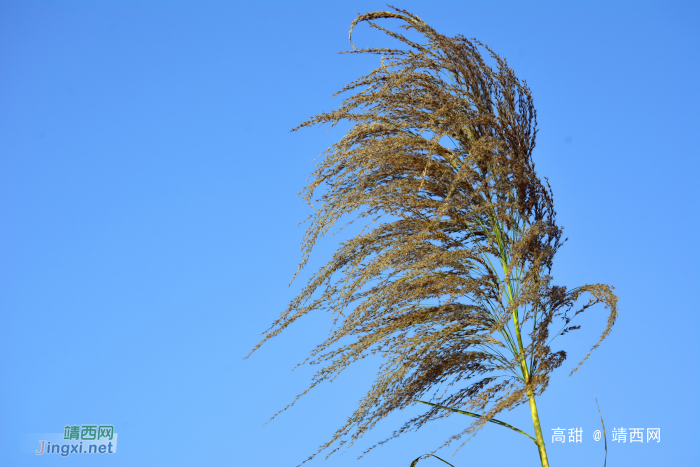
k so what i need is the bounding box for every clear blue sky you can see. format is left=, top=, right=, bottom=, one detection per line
left=1, top=1, right=698, bottom=466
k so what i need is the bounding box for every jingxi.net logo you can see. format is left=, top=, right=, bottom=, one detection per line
left=32, top=424, right=117, bottom=457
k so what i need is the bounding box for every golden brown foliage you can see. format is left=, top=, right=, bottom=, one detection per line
left=250, top=6, right=618, bottom=463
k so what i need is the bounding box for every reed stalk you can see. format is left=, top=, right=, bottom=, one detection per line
left=249, top=6, right=618, bottom=466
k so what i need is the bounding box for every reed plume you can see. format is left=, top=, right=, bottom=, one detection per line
left=249, top=6, right=618, bottom=466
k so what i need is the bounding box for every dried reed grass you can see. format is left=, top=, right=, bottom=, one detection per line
left=249, top=7, right=617, bottom=466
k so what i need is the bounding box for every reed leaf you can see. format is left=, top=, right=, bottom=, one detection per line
left=595, top=391, right=608, bottom=467
left=411, top=454, right=456, bottom=467
left=415, top=400, right=537, bottom=444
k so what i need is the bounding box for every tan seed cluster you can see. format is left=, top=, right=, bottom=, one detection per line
left=249, top=6, right=617, bottom=464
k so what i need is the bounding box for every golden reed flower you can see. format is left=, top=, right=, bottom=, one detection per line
left=249, top=7, right=617, bottom=466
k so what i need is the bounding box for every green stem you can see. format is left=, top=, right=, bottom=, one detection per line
left=510, top=284, right=549, bottom=467
left=527, top=391, right=549, bottom=467
left=511, top=297, right=549, bottom=467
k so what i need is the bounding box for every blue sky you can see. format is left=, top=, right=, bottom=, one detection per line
left=1, top=1, right=698, bottom=466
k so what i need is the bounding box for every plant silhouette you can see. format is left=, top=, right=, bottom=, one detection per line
left=249, top=6, right=618, bottom=466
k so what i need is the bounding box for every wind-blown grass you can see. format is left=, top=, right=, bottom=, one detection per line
left=595, top=391, right=608, bottom=467
left=249, top=6, right=618, bottom=466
